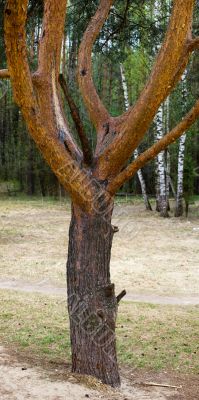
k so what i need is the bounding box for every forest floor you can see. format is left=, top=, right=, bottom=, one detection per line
left=0, top=196, right=199, bottom=399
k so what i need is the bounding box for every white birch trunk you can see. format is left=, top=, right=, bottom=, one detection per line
left=175, top=70, right=188, bottom=217
left=120, top=64, right=152, bottom=211
left=153, top=0, right=169, bottom=217
left=155, top=105, right=169, bottom=217
left=165, top=97, right=171, bottom=209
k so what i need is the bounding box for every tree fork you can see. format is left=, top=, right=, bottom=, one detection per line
left=59, top=74, right=93, bottom=166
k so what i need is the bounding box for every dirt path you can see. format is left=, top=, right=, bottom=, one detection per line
left=0, top=346, right=190, bottom=400
left=0, top=278, right=199, bottom=305
left=1, top=201, right=199, bottom=300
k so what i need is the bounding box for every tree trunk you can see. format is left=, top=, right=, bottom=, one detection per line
left=120, top=64, right=152, bottom=211
left=66, top=203, right=120, bottom=387
left=134, top=148, right=152, bottom=211
left=155, top=107, right=169, bottom=217
left=175, top=133, right=186, bottom=217
left=175, top=70, right=188, bottom=217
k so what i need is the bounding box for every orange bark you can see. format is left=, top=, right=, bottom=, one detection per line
left=4, top=0, right=96, bottom=211
left=77, top=0, right=113, bottom=142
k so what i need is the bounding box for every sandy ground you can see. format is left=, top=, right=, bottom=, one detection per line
left=1, top=345, right=197, bottom=400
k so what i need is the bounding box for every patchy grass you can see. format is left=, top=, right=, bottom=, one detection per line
left=117, top=302, right=199, bottom=373
left=0, top=290, right=198, bottom=373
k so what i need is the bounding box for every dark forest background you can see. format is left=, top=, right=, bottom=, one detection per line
left=0, top=0, right=198, bottom=209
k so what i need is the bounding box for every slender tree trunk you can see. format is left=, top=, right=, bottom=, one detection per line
left=27, top=138, right=35, bottom=195
left=165, top=148, right=171, bottom=211
left=175, top=133, right=187, bottom=216
left=68, top=34, right=77, bottom=86
left=165, top=97, right=171, bottom=211
left=155, top=105, right=169, bottom=217
left=134, top=149, right=152, bottom=210
left=153, top=1, right=169, bottom=217
left=120, top=64, right=152, bottom=210
left=67, top=203, right=120, bottom=387
left=175, top=70, right=187, bottom=217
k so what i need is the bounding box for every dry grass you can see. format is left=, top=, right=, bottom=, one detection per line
left=0, top=196, right=199, bottom=296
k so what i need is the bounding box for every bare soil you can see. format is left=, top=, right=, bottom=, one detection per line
left=0, top=278, right=198, bottom=305
left=1, top=345, right=198, bottom=400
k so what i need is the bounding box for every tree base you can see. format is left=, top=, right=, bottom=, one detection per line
left=67, top=203, right=120, bottom=387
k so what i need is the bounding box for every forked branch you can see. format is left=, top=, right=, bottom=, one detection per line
left=78, top=0, right=114, bottom=132
left=188, top=36, right=199, bottom=51
left=107, top=100, right=199, bottom=195
left=32, top=0, right=81, bottom=160
left=37, top=0, right=66, bottom=78
left=4, top=0, right=96, bottom=211
left=59, top=74, right=93, bottom=165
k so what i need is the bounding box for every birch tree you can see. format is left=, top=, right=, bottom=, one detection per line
left=175, top=70, right=188, bottom=217
left=1, top=0, right=199, bottom=387
left=154, top=0, right=169, bottom=217
left=120, top=63, right=152, bottom=210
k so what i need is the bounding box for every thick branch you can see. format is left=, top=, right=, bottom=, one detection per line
left=0, top=69, right=10, bottom=79
left=32, top=0, right=81, bottom=160
left=107, top=100, right=199, bottom=195
left=95, top=0, right=195, bottom=180
left=188, top=37, right=199, bottom=51
left=77, top=0, right=114, bottom=133
left=59, top=74, right=93, bottom=165
left=37, top=0, right=66, bottom=78
left=4, top=0, right=96, bottom=211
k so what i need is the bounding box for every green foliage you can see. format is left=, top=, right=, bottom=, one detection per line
left=0, top=0, right=198, bottom=198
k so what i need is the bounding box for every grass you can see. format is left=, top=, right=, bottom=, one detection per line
left=0, top=193, right=71, bottom=208
left=0, top=290, right=198, bottom=374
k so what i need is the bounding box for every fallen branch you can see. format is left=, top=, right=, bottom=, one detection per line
left=140, top=382, right=182, bottom=389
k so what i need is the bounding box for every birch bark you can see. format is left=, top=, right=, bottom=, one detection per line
left=175, top=70, right=188, bottom=217
left=154, top=0, right=169, bottom=217
left=120, top=64, right=152, bottom=210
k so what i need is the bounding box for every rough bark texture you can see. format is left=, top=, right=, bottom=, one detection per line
left=67, top=203, right=120, bottom=387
